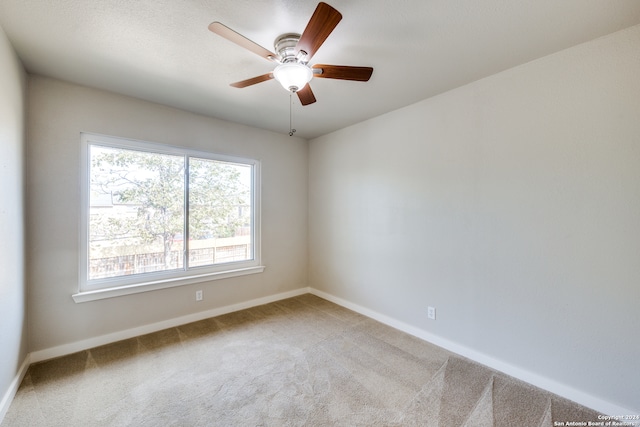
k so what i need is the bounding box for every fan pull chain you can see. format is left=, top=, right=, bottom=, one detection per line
left=289, top=92, right=296, bottom=137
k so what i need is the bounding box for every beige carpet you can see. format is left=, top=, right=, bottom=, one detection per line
left=2, top=294, right=603, bottom=426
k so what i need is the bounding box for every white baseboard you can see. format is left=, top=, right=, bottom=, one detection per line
left=0, top=355, right=30, bottom=425
left=30, top=287, right=309, bottom=363
left=308, top=288, right=637, bottom=416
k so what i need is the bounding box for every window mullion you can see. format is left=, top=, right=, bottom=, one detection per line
left=184, top=155, right=189, bottom=271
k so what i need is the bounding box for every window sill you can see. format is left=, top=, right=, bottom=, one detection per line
left=72, top=265, right=265, bottom=303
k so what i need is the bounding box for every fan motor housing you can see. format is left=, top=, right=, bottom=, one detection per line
left=274, top=33, right=303, bottom=63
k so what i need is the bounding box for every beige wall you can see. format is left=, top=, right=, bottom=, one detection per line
left=26, top=77, right=308, bottom=352
left=309, top=25, right=640, bottom=413
left=0, top=24, right=27, bottom=413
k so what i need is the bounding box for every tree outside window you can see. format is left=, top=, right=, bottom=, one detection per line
left=86, top=140, right=254, bottom=283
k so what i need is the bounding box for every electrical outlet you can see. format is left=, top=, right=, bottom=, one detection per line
left=195, top=290, right=203, bottom=301
left=427, top=306, right=436, bottom=320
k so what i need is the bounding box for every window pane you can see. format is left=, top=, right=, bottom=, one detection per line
left=88, top=145, right=185, bottom=279
left=188, top=157, right=252, bottom=267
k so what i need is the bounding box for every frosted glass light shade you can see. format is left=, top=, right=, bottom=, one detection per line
left=273, top=63, right=313, bottom=92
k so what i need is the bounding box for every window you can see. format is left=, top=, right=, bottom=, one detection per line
left=74, top=133, right=262, bottom=302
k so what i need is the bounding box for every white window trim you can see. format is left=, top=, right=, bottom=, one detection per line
left=74, top=132, right=263, bottom=303
left=72, top=266, right=265, bottom=303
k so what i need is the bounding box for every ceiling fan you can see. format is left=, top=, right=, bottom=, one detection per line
left=208, top=2, right=373, bottom=106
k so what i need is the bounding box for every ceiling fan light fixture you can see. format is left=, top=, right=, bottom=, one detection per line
left=273, top=62, right=313, bottom=93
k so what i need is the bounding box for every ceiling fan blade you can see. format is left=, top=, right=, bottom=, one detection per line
left=230, top=73, right=274, bottom=88
left=312, top=64, right=373, bottom=81
left=209, top=22, right=277, bottom=62
left=297, top=85, right=317, bottom=106
left=296, top=2, right=342, bottom=61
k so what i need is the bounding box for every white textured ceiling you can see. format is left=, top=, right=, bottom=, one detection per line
left=1, top=0, right=640, bottom=139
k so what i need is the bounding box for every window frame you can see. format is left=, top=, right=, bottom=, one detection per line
left=74, top=132, right=263, bottom=303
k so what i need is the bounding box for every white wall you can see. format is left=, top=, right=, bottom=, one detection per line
left=309, top=25, right=640, bottom=413
left=0, top=24, right=27, bottom=417
left=26, top=76, right=308, bottom=353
